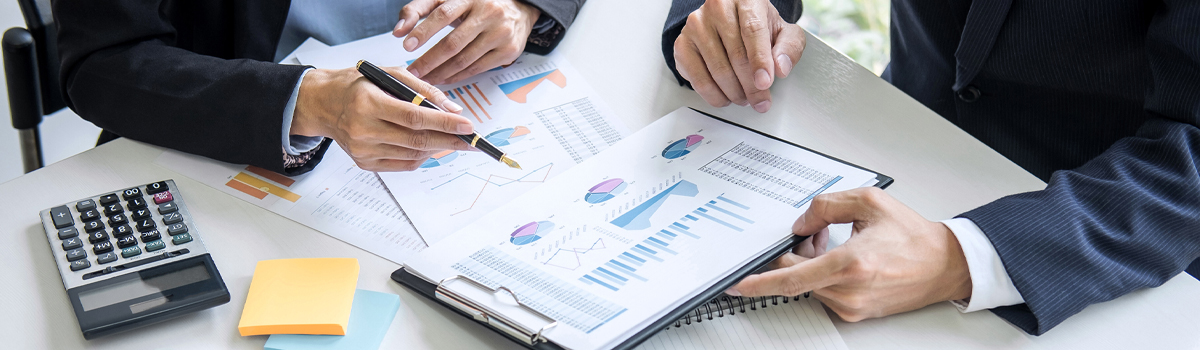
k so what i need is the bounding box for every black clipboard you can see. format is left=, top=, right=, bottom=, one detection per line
left=391, top=108, right=893, bottom=350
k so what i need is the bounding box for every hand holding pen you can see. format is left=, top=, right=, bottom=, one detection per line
left=286, top=63, right=478, bottom=172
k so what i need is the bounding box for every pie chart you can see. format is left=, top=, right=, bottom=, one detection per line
left=420, top=150, right=459, bottom=168
left=585, top=178, right=627, bottom=204
left=484, top=126, right=532, bottom=146
left=662, top=135, right=704, bottom=159
left=510, top=221, right=555, bottom=245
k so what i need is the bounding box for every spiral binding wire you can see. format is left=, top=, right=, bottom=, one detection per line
left=668, top=292, right=812, bottom=329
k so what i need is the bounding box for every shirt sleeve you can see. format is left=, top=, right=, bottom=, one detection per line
left=942, top=218, right=1026, bottom=312
left=282, top=68, right=326, bottom=156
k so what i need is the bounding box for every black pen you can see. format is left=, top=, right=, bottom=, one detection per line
left=356, top=59, right=522, bottom=169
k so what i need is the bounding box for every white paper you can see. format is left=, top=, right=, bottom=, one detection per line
left=280, top=37, right=330, bottom=65
left=637, top=297, right=848, bottom=350
left=154, top=143, right=427, bottom=263
left=406, top=108, right=877, bottom=350
left=298, top=31, right=631, bottom=245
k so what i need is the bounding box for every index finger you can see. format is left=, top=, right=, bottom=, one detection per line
left=366, top=85, right=473, bottom=134
left=737, top=0, right=774, bottom=90
left=729, top=251, right=849, bottom=297
left=403, top=0, right=468, bottom=52
left=393, top=0, right=439, bottom=37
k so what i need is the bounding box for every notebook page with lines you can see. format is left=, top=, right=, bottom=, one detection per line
left=638, top=296, right=848, bottom=350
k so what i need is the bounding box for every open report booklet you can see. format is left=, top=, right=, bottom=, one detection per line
left=404, top=108, right=885, bottom=350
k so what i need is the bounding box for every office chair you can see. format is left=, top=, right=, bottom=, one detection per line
left=4, top=0, right=66, bottom=173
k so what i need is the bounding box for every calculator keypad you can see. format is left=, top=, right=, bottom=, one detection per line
left=43, top=180, right=201, bottom=282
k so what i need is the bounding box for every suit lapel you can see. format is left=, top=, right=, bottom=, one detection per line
left=953, top=0, right=1014, bottom=90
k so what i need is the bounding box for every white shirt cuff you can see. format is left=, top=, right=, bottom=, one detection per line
left=942, top=217, right=1025, bottom=312
left=282, top=67, right=324, bottom=156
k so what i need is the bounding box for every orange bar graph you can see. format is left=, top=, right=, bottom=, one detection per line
left=228, top=172, right=302, bottom=202
left=244, top=165, right=296, bottom=187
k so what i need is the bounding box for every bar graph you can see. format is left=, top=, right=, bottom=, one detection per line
left=581, top=194, right=755, bottom=292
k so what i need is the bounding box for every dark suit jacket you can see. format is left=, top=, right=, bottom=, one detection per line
left=55, top=0, right=585, bottom=175
left=664, top=0, right=1200, bottom=336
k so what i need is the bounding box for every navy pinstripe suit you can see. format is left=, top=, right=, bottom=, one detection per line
left=663, top=0, right=1200, bottom=336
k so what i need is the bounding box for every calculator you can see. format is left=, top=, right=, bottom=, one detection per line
left=39, top=180, right=229, bottom=339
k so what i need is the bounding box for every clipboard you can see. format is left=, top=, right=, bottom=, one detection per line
left=391, top=108, right=893, bottom=350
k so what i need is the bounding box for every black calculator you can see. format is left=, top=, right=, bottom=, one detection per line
left=39, top=180, right=229, bottom=339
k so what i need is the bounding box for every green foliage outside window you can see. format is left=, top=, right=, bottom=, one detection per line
left=798, top=0, right=891, bottom=75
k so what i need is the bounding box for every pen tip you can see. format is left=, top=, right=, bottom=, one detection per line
left=501, top=156, right=522, bottom=170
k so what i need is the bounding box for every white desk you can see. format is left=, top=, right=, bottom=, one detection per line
left=4, top=0, right=1199, bottom=348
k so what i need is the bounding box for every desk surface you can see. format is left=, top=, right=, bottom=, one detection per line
left=4, top=0, right=1199, bottom=348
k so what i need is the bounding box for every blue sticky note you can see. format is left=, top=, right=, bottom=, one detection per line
left=265, top=290, right=401, bottom=350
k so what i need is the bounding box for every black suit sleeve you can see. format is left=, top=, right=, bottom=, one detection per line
left=521, top=0, right=588, bottom=54
left=661, top=0, right=803, bottom=86
left=54, top=0, right=324, bottom=175
left=961, top=0, right=1200, bottom=335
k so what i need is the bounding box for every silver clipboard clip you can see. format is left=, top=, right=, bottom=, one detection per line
left=436, top=275, right=560, bottom=346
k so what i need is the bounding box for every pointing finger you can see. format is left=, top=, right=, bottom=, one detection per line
left=728, top=250, right=849, bottom=297
left=793, top=187, right=885, bottom=236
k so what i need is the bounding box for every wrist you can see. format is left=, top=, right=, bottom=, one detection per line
left=938, top=222, right=974, bottom=302
left=292, top=68, right=340, bottom=137
left=517, top=1, right=542, bottom=33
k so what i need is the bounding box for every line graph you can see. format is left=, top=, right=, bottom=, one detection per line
left=542, top=238, right=607, bottom=270
left=429, top=163, right=555, bottom=215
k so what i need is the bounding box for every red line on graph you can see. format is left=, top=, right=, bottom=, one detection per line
left=473, top=83, right=491, bottom=105
left=464, top=88, right=491, bottom=120
left=451, top=164, right=555, bottom=216
left=543, top=239, right=607, bottom=270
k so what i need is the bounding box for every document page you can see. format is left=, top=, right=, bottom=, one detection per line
left=299, top=32, right=631, bottom=245
left=155, top=143, right=427, bottom=263
left=406, top=108, right=879, bottom=350
left=637, top=297, right=848, bottom=350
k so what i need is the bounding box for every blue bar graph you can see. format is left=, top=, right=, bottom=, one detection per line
left=693, top=210, right=745, bottom=232
left=633, top=244, right=657, bottom=255
left=609, top=259, right=636, bottom=272
left=685, top=215, right=699, bottom=220
left=643, top=239, right=678, bottom=255
left=704, top=203, right=754, bottom=224
left=797, top=176, right=843, bottom=208
left=594, top=267, right=628, bottom=284
left=717, top=195, right=750, bottom=209
left=580, top=274, right=618, bottom=291
left=620, top=253, right=645, bottom=265
left=656, top=231, right=675, bottom=241
left=605, top=262, right=648, bottom=281
left=630, top=248, right=665, bottom=262
left=668, top=225, right=701, bottom=239
left=646, top=236, right=669, bottom=246
left=672, top=223, right=690, bottom=230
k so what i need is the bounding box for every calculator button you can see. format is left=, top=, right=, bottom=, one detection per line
left=131, top=208, right=152, bottom=220
left=121, top=246, right=142, bottom=258
left=49, top=206, right=74, bottom=229
left=167, top=223, right=188, bottom=236
left=70, top=259, right=91, bottom=271
left=99, top=193, right=120, bottom=205
left=136, top=219, right=157, bottom=232
left=144, top=240, right=166, bottom=252
left=76, top=199, right=96, bottom=211
left=153, top=191, right=174, bottom=204
left=141, top=230, right=161, bottom=243
left=80, top=209, right=100, bottom=222
left=83, top=220, right=104, bottom=232
left=58, top=227, right=79, bottom=239
left=96, top=252, right=117, bottom=264
left=93, top=241, right=114, bottom=254
left=108, top=214, right=129, bottom=227
left=112, top=224, right=134, bottom=237
left=66, top=248, right=87, bottom=261
left=62, top=237, right=83, bottom=250
left=117, top=235, right=138, bottom=248
left=162, top=212, right=183, bottom=225
left=158, top=201, right=178, bottom=214
left=127, top=197, right=148, bottom=210
left=171, top=233, right=193, bottom=245
left=146, top=181, right=169, bottom=194
left=104, top=203, right=124, bottom=216
left=122, top=187, right=143, bottom=200
left=88, top=230, right=109, bottom=243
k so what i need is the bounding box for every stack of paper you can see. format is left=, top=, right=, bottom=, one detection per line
left=238, top=258, right=360, bottom=336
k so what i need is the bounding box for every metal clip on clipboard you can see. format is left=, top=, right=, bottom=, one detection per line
left=435, top=275, right=560, bottom=346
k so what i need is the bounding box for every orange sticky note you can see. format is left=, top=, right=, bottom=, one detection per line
left=238, top=258, right=360, bottom=336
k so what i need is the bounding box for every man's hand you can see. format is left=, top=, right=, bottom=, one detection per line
left=727, top=187, right=973, bottom=322
left=393, top=0, right=541, bottom=85
left=290, top=67, right=474, bottom=172
left=674, top=0, right=806, bottom=113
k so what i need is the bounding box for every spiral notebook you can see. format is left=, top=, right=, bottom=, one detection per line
left=392, top=108, right=889, bottom=350
left=637, top=295, right=848, bottom=350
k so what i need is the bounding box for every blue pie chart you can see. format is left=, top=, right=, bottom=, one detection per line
left=662, top=134, right=705, bottom=159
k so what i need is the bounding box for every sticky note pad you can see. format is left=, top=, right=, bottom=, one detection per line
left=264, top=290, right=401, bottom=350
left=238, top=258, right=360, bottom=336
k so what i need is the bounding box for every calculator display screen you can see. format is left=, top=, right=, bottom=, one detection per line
left=78, top=265, right=211, bottom=312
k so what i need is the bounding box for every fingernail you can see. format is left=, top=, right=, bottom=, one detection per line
left=753, top=100, right=772, bottom=113
left=778, top=54, right=793, bottom=77
left=457, top=123, right=473, bottom=134
left=725, top=288, right=742, bottom=297
left=404, top=37, right=418, bottom=51
left=393, top=19, right=405, bottom=34
left=754, top=69, right=772, bottom=90
left=408, top=66, right=421, bottom=79
left=445, top=100, right=463, bottom=113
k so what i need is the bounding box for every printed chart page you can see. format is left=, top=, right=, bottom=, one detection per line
left=155, top=143, right=426, bottom=263
left=407, top=108, right=880, bottom=350
left=636, top=297, right=848, bottom=350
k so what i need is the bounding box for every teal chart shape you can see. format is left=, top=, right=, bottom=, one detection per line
left=510, top=221, right=555, bottom=245
left=662, top=135, right=704, bottom=159
left=585, top=178, right=627, bottom=204
left=610, top=180, right=699, bottom=230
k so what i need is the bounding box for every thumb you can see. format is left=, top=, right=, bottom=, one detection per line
left=772, top=23, right=806, bottom=79
left=728, top=251, right=847, bottom=297
left=793, top=188, right=878, bottom=236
